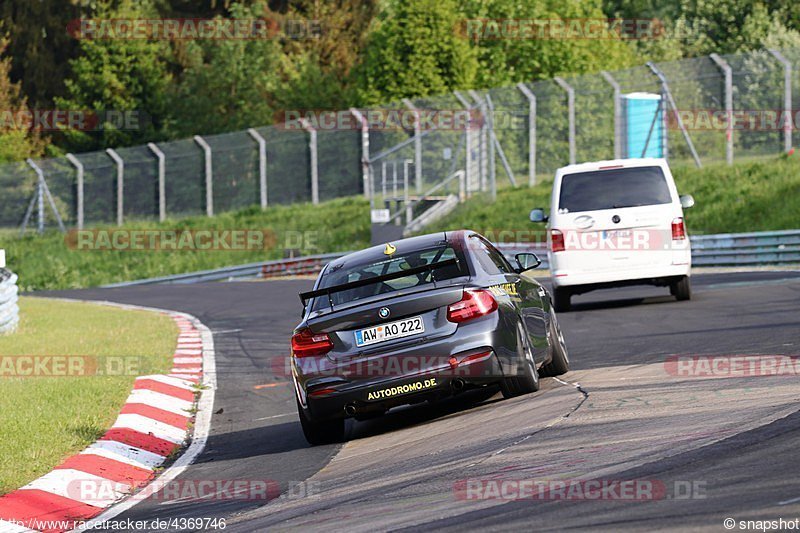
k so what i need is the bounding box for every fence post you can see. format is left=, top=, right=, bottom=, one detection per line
left=468, top=90, right=488, bottom=191
left=402, top=99, right=423, bottom=193
left=147, top=143, right=166, bottom=221
left=247, top=129, right=268, bottom=209
left=646, top=61, right=702, bottom=167
left=106, top=148, right=124, bottom=225
left=298, top=118, right=319, bottom=205
left=554, top=77, right=576, bottom=165
left=709, top=54, right=733, bottom=164
left=516, top=83, right=537, bottom=186
left=769, top=49, right=793, bottom=153
left=453, top=91, right=475, bottom=194
left=349, top=108, right=370, bottom=200
left=600, top=71, right=622, bottom=160
left=66, top=153, right=84, bottom=229
left=193, top=135, right=213, bottom=216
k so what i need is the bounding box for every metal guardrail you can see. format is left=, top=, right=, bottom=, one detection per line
left=103, top=252, right=348, bottom=288
left=101, top=229, right=800, bottom=287
left=0, top=268, right=20, bottom=334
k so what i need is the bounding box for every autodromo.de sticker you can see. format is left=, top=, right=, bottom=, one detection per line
left=366, top=378, right=438, bottom=400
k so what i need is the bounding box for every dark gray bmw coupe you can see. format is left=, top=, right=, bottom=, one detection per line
left=291, top=230, right=570, bottom=445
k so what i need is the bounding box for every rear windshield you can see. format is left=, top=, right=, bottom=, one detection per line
left=558, top=166, right=672, bottom=213
left=312, top=246, right=464, bottom=311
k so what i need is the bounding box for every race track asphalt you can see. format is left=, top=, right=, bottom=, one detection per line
left=41, top=270, right=800, bottom=532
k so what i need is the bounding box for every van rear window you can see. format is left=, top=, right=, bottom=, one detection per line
left=558, top=166, right=672, bottom=213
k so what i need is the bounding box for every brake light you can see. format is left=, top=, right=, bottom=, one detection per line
left=550, top=229, right=565, bottom=252
left=671, top=217, right=686, bottom=240
left=291, top=328, right=333, bottom=358
left=447, top=289, right=498, bottom=323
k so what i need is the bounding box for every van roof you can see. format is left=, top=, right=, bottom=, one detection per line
left=556, top=158, right=668, bottom=176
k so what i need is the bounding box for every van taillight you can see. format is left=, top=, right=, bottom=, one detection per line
left=551, top=229, right=565, bottom=252
left=671, top=217, right=686, bottom=240
left=291, top=328, right=333, bottom=358
left=447, top=289, right=498, bottom=323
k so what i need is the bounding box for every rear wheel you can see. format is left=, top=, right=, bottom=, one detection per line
left=552, top=287, right=571, bottom=312
left=670, top=276, right=691, bottom=301
left=296, top=397, right=345, bottom=446
left=540, top=311, right=570, bottom=377
left=501, top=324, right=540, bottom=398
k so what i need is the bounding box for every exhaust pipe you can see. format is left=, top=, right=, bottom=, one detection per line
left=344, top=403, right=357, bottom=416
left=451, top=378, right=466, bottom=392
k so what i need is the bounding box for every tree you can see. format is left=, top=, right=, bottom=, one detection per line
left=167, top=2, right=284, bottom=136
left=356, top=0, right=479, bottom=105
left=0, top=38, right=45, bottom=163
left=0, top=0, right=83, bottom=108
left=55, top=0, right=173, bottom=151
left=460, top=0, right=639, bottom=86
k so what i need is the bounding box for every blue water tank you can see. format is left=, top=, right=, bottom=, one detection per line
left=621, top=92, right=663, bottom=158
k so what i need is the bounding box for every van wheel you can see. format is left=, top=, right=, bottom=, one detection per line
left=670, top=276, right=691, bottom=301
left=552, top=287, right=571, bottom=312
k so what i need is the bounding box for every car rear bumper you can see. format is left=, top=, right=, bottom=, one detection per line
left=303, top=348, right=504, bottom=420
left=550, top=260, right=691, bottom=289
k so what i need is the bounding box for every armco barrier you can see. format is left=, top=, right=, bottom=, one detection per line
left=0, top=268, right=20, bottom=334
left=101, top=229, right=800, bottom=288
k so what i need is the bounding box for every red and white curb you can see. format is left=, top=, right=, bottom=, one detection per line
left=0, top=305, right=216, bottom=533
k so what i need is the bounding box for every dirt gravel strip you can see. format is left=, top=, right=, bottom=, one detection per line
left=0, top=305, right=216, bottom=533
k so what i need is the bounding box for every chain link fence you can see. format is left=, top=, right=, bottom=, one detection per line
left=3, top=46, right=799, bottom=233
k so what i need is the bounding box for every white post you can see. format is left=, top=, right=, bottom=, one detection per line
left=402, top=98, right=422, bottom=193
left=349, top=108, right=370, bottom=200
left=106, top=148, right=124, bottom=226
left=247, top=128, right=268, bottom=208
left=600, top=71, right=622, bottom=160
left=709, top=54, right=733, bottom=165
left=516, top=83, right=537, bottom=186
left=453, top=91, right=475, bottom=194
left=468, top=90, right=488, bottom=191
left=147, top=143, right=166, bottom=221
left=66, top=153, right=84, bottom=229
left=298, top=118, right=319, bottom=205
left=554, top=77, right=576, bottom=165
left=769, top=49, right=793, bottom=153
left=193, top=135, right=213, bottom=216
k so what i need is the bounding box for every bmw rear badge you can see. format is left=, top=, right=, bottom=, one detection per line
left=379, top=307, right=390, bottom=319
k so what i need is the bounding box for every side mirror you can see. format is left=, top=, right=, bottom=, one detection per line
left=529, top=208, right=548, bottom=223
left=680, top=194, right=695, bottom=209
left=515, top=252, right=542, bottom=272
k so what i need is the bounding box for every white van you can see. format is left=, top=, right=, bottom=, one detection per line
left=530, top=158, right=694, bottom=312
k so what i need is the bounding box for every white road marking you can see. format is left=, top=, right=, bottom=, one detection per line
left=112, top=414, right=187, bottom=444
left=80, top=441, right=162, bottom=470
left=21, top=469, right=130, bottom=507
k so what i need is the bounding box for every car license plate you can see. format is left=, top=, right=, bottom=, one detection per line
left=355, top=316, right=424, bottom=347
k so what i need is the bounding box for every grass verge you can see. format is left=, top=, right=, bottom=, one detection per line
left=0, top=297, right=177, bottom=495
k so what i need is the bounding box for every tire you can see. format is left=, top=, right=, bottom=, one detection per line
left=500, top=323, right=540, bottom=399
left=296, top=397, right=345, bottom=446
left=670, top=276, right=691, bottom=301
left=539, top=311, right=570, bottom=377
left=552, top=287, right=571, bottom=312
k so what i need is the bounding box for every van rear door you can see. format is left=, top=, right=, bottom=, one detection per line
left=552, top=165, right=680, bottom=273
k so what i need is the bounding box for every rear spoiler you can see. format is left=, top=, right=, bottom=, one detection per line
left=299, top=258, right=461, bottom=309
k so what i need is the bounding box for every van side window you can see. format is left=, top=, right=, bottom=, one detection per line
left=469, top=235, right=513, bottom=275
